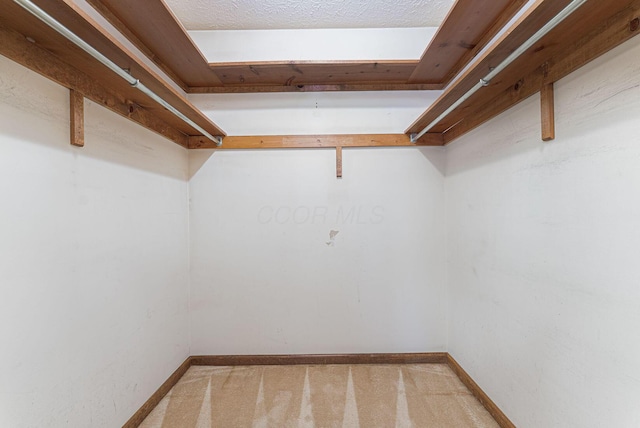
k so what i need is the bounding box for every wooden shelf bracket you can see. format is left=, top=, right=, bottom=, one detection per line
left=540, top=82, right=555, bottom=141
left=336, top=146, right=343, bottom=178
left=69, top=89, right=84, bottom=147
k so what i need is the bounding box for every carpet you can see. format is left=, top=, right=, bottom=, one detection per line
left=139, top=363, right=499, bottom=427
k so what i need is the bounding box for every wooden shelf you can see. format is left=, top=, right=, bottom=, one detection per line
left=409, top=0, right=527, bottom=85
left=86, top=0, right=525, bottom=93
left=188, top=134, right=444, bottom=150
left=0, top=0, right=225, bottom=144
left=4, top=0, right=637, bottom=150
left=209, top=60, right=419, bottom=87
left=86, top=0, right=220, bottom=89
left=407, top=0, right=640, bottom=144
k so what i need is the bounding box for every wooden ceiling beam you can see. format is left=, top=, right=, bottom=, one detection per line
left=189, top=134, right=444, bottom=150
left=441, top=0, right=640, bottom=144
left=0, top=21, right=190, bottom=147
left=409, top=0, right=527, bottom=84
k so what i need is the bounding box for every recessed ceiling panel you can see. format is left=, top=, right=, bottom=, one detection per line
left=164, top=0, right=456, bottom=30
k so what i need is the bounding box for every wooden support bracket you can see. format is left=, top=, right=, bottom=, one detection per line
left=540, top=82, right=555, bottom=141
left=69, top=89, right=84, bottom=147
left=336, top=146, right=343, bottom=178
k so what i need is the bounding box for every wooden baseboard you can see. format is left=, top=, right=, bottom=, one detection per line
left=190, top=352, right=447, bottom=366
left=446, top=354, right=516, bottom=428
left=124, top=352, right=514, bottom=427
left=122, top=356, right=192, bottom=428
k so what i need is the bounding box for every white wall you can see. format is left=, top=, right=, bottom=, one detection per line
left=190, top=27, right=436, bottom=63
left=189, top=147, right=447, bottom=354
left=5, top=13, right=640, bottom=428
left=0, top=56, right=190, bottom=427
left=190, top=90, right=441, bottom=136
left=445, top=37, right=640, bottom=428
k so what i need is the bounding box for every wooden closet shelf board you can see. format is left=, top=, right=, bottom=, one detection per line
left=409, top=0, right=527, bottom=84
left=441, top=0, right=640, bottom=144
left=406, top=0, right=576, bottom=135
left=86, top=0, right=220, bottom=88
left=189, top=134, right=444, bottom=150
left=209, top=61, right=420, bottom=86
left=89, top=0, right=528, bottom=92
left=0, top=0, right=225, bottom=137
left=187, top=83, right=444, bottom=94
left=407, top=0, right=640, bottom=142
left=0, top=21, right=190, bottom=147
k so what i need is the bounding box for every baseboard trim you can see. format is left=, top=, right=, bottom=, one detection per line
left=190, top=352, right=448, bottom=366
left=122, top=356, right=192, bottom=428
left=124, top=352, right=514, bottom=427
left=446, top=354, right=516, bottom=428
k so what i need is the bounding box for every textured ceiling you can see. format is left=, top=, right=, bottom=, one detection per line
left=164, top=0, right=456, bottom=30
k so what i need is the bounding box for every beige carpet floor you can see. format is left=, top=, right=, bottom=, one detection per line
left=139, top=363, right=500, bottom=427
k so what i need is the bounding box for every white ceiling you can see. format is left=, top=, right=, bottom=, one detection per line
left=164, top=0, right=456, bottom=30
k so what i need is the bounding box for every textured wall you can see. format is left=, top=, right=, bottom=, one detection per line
left=0, top=56, right=190, bottom=427
left=445, top=37, right=640, bottom=427
left=189, top=147, right=447, bottom=355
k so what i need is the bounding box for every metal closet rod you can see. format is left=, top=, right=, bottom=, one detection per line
left=13, top=0, right=224, bottom=147
left=411, top=0, right=588, bottom=143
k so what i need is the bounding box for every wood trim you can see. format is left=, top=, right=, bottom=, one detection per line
left=189, top=134, right=444, bottom=149
left=122, top=357, right=192, bottom=428
left=540, top=82, right=555, bottom=141
left=190, top=353, right=448, bottom=366
left=447, top=354, right=516, bottom=428
left=336, top=146, right=343, bottom=178
left=187, top=83, right=444, bottom=93
left=442, top=0, right=640, bottom=144
left=69, top=89, right=84, bottom=147
left=0, top=22, right=190, bottom=147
